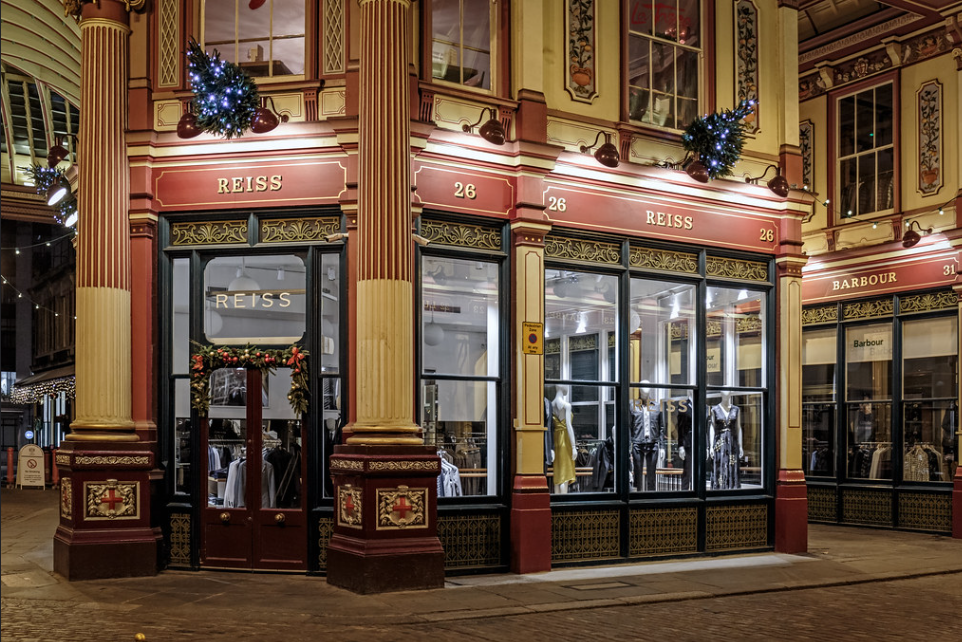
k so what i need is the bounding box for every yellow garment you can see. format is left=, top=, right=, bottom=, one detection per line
left=552, top=414, right=576, bottom=486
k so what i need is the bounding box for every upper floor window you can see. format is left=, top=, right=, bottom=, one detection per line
left=431, top=0, right=493, bottom=89
left=627, top=0, right=701, bottom=129
left=837, top=83, right=894, bottom=218
left=203, top=0, right=306, bottom=78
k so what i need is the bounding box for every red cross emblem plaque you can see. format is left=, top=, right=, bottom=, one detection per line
left=376, top=485, right=428, bottom=530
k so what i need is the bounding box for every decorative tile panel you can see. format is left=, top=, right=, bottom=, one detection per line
left=376, top=486, right=428, bottom=530
left=706, top=256, right=768, bottom=282
left=798, top=72, right=827, bottom=102
left=565, top=0, right=597, bottom=103
left=629, top=247, right=698, bottom=274
left=833, top=51, right=891, bottom=85
left=799, top=120, right=814, bottom=189
left=158, top=0, right=179, bottom=87
left=60, top=478, right=72, bottom=519
left=705, top=504, right=768, bottom=551
left=323, top=0, right=345, bottom=75
left=318, top=517, right=334, bottom=569
left=438, top=514, right=502, bottom=569
left=898, top=492, right=951, bottom=533
left=551, top=509, right=620, bottom=562
left=420, top=220, right=501, bottom=250
left=337, top=485, right=363, bottom=529
left=807, top=486, right=838, bottom=522
left=917, top=81, right=942, bottom=195
left=629, top=507, right=697, bottom=556
left=735, top=1, right=759, bottom=134
left=900, top=290, right=955, bottom=315
left=802, top=305, right=838, bottom=326
left=171, top=220, right=248, bottom=246
left=842, top=297, right=893, bottom=320
left=841, top=488, right=892, bottom=526
left=545, top=236, right=621, bottom=265
left=260, top=217, right=340, bottom=243
left=84, top=480, right=139, bottom=521
left=169, top=513, right=191, bottom=565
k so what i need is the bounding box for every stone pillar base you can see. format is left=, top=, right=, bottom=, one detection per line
left=953, top=464, right=961, bottom=539
left=326, top=445, right=444, bottom=594
left=774, top=469, right=808, bottom=553
left=510, top=475, right=552, bottom=573
left=52, top=442, right=158, bottom=580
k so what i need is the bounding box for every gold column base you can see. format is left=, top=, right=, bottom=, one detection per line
left=66, top=421, right=139, bottom=442
left=347, top=423, right=423, bottom=446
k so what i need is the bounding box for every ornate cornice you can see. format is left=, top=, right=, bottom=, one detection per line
left=629, top=247, right=698, bottom=274
left=799, top=14, right=921, bottom=65
left=544, top=236, right=621, bottom=265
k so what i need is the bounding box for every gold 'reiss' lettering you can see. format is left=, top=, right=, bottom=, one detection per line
left=215, top=175, right=284, bottom=194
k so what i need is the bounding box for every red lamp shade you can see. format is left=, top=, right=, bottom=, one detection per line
left=177, top=112, right=202, bottom=139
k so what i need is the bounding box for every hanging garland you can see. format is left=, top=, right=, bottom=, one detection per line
left=190, top=344, right=309, bottom=416
left=681, top=99, right=756, bottom=180
left=185, top=38, right=260, bottom=139
left=24, top=163, right=77, bottom=226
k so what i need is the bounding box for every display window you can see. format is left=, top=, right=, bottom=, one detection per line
left=420, top=255, right=502, bottom=498
left=802, top=327, right=837, bottom=477
left=845, top=322, right=893, bottom=480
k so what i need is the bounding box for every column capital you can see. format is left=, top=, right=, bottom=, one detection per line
left=775, top=255, right=807, bottom=279
left=68, top=0, right=145, bottom=23
left=510, top=221, right=552, bottom=248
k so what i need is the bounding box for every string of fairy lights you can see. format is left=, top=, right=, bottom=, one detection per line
left=0, top=273, right=76, bottom=321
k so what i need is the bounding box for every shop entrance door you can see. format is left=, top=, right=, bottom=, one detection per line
left=200, top=367, right=306, bottom=570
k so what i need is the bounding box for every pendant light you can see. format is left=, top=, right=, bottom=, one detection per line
left=424, top=306, right=445, bottom=347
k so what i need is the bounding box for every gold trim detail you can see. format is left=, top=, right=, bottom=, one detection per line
left=545, top=237, right=621, bottom=265
left=670, top=321, right=690, bottom=340
left=545, top=337, right=561, bottom=355
left=737, top=313, right=762, bottom=334
left=60, top=478, right=72, bottom=519
left=706, top=256, right=769, bottom=282
left=705, top=504, right=768, bottom=551
left=899, top=290, right=956, bottom=315
left=322, top=0, right=345, bottom=74
left=84, top=479, right=139, bottom=521
left=318, top=517, right=334, bottom=569
left=841, top=488, right=892, bottom=526
left=56, top=453, right=71, bottom=466
left=74, top=455, right=150, bottom=466
left=629, top=507, right=697, bottom=556
left=629, top=247, right=698, bottom=273
left=368, top=460, right=440, bottom=473
left=171, top=220, right=248, bottom=246
left=438, top=514, right=502, bottom=568
left=802, top=305, right=838, bottom=326
left=842, top=297, right=894, bottom=320
left=169, top=513, right=191, bottom=565
left=376, top=486, right=428, bottom=530
left=260, top=217, right=340, bottom=243
left=337, top=485, right=363, bottom=529
left=898, top=492, right=951, bottom=533
left=329, top=459, right=364, bottom=472
left=158, top=0, right=179, bottom=87
left=551, top=509, right=620, bottom=561
left=807, top=486, right=838, bottom=522
left=568, top=334, right=598, bottom=352
left=420, top=220, right=502, bottom=250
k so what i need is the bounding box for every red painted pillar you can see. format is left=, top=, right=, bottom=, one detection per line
left=953, top=463, right=961, bottom=539
left=6, top=447, right=14, bottom=487
left=51, top=449, right=60, bottom=488
left=44, top=449, right=52, bottom=486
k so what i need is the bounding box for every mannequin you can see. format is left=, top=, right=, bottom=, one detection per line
left=551, top=386, right=577, bottom=493
left=675, top=397, right=693, bottom=490
left=854, top=395, right=875, bottom=443
left=630, top=382, right=664, bottom=491
left=708, top=391, right=743, bottom=490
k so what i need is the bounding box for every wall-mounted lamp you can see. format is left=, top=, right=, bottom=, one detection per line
left=47, top=177, right=69, bottom=206
left=580, top=131, right=620, bottom=168
left=46, top=134, right=76, bottom=168
left=745, top=164, right=790, bottom=198
left=683, top=156, right=710, bottom=183
left=177, top=102, right=202, bottom=139
left=251, top=95, right=290, bottom=134
left=462, top=107, right=506, bottom=145
left=901, top=220, right=931, bottom=248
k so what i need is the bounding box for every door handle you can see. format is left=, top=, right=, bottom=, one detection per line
left=220, top=512, right=230, bottom=524
left=274, top=512, right=286, bottom=524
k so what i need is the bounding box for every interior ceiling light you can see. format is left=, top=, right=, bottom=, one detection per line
left=462, top=107, right=506, bottom=145
left=745, top=164, right=790, bottom=198
left=227, top=261, right=260, bottom=292
left=47, top=178, right=69, bottom=206
left=580, top=131, right=620, bottom=168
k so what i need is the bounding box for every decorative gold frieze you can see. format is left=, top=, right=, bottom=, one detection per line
left=569, top=334, right=598, bottom=352
left=84, top=480, right=139, bottom=521
left=169, top=513, right=191, bottom=565
left=841, top=488, right=892, bottom=526
left=74, top=455, right=150, bottom=466
left=545, top=338, right=561, bottom=355
left=545, top=237, right=621, bottom=265
left=376, top=486, right=428, bottom=530
left=629, top=247, right=698, bottom=274
left=706, top=256, right=769, bottom=282
left=260, top=217, right=340, bottom=244
left=438, top=514, right=502, bottom=569
left=158, top=0, right=180, bottom=87
left=898, top=492, right=951, bottom=533
left=737, top=313, right=762, bottom=334
left=368, top=460, right=440, bottom=473
left=60, top=478, right=72, bottom=519
left=705, top=504, right=768, bottom=551
left=420, top=220, right=502, bottom=250
left=171, top=220, right=248, bottom=246
left=318, top=517, right=334, bottom=569
left=842, top=297, right=894, bottom=320
left=802, top=305, right=838, bottom=326
left=706, top=320, right=721, bottom=337
left=329, top=458, right=364, bottom=472
left=551, top=509, right=620, bottom=561
left=807, top=486, right=838, bottom=522
left=629, top=507, right=697, bottom=556
left=899, top=290, right=956, bottom=315
left=669, top=321, right=690, bottom=340
left=56, top=453, right=71, bottom=466
left=337, top=485, right=363, bottom=529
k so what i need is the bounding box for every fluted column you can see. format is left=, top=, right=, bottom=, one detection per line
left=68, top=2, right=136, bottom=442
left=348, top=0, right=420, bottom=445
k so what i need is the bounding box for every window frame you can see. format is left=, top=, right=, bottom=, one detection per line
left=421, top=0, right=504, bottom=95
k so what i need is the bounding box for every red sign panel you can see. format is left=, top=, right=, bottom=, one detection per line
left=802, top=250, right=959, bottom=303
left=413, top=162, right=514, bottom=217
left=542, top=184, right=778, bottom=252
left=153, top=160, right=346, bottom=211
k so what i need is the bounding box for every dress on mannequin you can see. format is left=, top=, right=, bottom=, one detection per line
left=709, top=394, right=742, bottom=490
left=630, top=388, right=663, bottom=491
left=551, top=388, right=577, bottom=490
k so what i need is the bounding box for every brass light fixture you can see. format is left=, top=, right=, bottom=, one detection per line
left=580, top=131, right=620, bottom=168
left=251, top=95, right=290, bottom=134
left=745, top=164, right=790, bottom=198
left=462, top=107, right=506, bottom=145
left=901, top=220, right=931, bottom=248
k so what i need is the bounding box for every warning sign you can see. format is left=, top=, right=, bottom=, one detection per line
left=522, top=322, right=543, bottom=355
left=16, top=445, right=45, bottom=489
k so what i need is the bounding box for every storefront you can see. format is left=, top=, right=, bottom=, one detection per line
left=801, top=246, right=960, bottom=533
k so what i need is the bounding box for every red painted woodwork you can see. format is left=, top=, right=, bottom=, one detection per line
left=413, top=162, right=515, bottom=218
left=509, top=475, right=551, bottom=574
left=130, top=221, right=157, bottom=441
left=774, top=469, right=808, bottom=553
left=954, top=464, right=962, bottom=539
left=802, top=249, right=959, bottom=303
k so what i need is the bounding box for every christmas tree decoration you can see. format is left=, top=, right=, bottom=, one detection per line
left=25, top=163, right=77, bottom=226
left=681, top=99, right=756, bottom=181
left=184, top=38, right=260, bottom=139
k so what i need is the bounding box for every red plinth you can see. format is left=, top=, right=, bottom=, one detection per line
left=774, top=469, right=808, bottom=553
left=53, top=442, right=160, bottom=580
left=953, top=464, right=962, bottom=539
left=326, top=445, right=445, bottom=594
left=510, top=474, right=552, bottom=573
